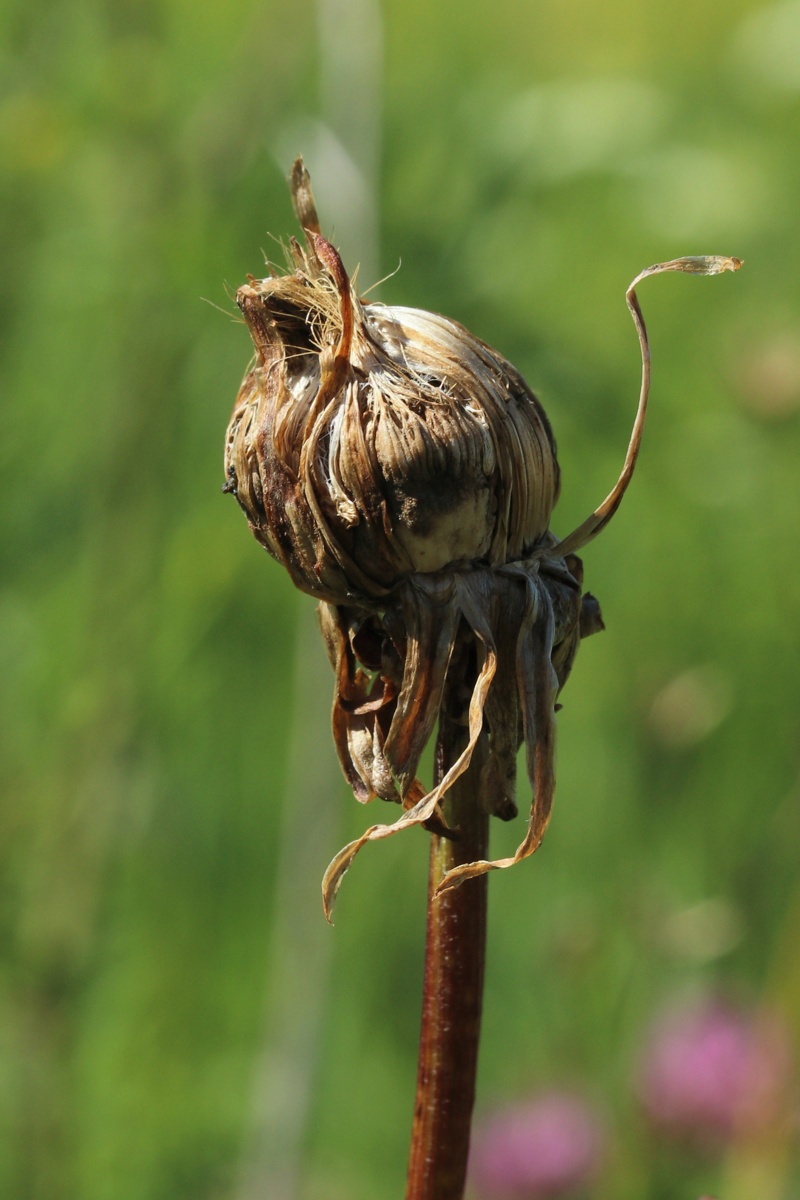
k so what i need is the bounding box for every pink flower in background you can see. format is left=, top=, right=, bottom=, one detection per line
left=638, top=993, right=793, bottom=1148
left=469, top=1091, right=605, bottom=1198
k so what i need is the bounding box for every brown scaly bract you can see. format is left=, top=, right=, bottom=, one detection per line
left=223, top=157, right=740, bottom=919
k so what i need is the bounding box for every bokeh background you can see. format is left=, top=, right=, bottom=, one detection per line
left=2, top=0, right=800, bottom=1197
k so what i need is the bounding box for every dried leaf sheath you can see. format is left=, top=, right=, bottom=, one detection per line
left=223, top=157, right=741, bottom=919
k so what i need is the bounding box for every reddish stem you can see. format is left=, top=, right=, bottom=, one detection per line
left=405, top=716, right=489, bottom=1200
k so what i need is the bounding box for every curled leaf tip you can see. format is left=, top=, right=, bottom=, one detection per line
left=673, top=254, right=743, bottom=276
left=290, top=155, right=322, bottom=238
left=551, top=249, right=743, bottom=559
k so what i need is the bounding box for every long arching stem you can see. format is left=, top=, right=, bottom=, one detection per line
left=405, top=709, right=489, bottom=1200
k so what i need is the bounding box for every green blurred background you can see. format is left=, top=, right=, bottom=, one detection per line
left=2, top=0, right=800, bottom=1197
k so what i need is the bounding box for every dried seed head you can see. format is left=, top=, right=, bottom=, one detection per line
left=225, top=179, right=560, bottom=604
left=223, top=158, right=740, bottom=919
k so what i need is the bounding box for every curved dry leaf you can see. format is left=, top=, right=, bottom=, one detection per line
left=321, top=596, right=498, bottom=921
left=553, top=256, right=743, bottom=558
left=434, top=577, right=559, bottom=896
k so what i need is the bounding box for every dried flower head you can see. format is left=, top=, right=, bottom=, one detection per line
left=224, top=158, right=740, bottom=919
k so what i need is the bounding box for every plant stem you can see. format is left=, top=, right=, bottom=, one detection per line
left=405, top=711, right=489, bottom=1200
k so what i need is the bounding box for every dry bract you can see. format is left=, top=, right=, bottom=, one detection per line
left=224, top=157, right=740, bottom=919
